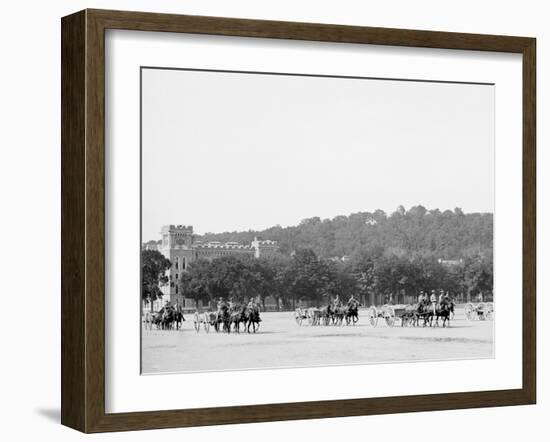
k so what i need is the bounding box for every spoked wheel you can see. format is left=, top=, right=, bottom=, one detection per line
left=476, top=302, right=487, bottom=320
left=382, top=305, right=396, bottom=327
left=464, top=303, right=475, bottom=321
left=368, top=306, right=378, bottom=327
left=307, top=310, right=314, bottom=326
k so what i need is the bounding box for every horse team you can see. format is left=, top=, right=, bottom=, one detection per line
left=143, top=302, right=262, bottom=334
left=210, top=302, right=262, bottom=334
left=298, top=298, right=361, bottom=326
left=398, top=297, right=455, bottom=328
left=143, top=305, right=185, bottom=330
left=143, top=295, right=455, bottom=333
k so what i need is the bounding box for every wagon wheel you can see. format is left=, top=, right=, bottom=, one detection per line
left=368, top=306, right=378, bottom=327
left=382, top=305, right=396, bottom=327
left=476, top=302, right=487, bottom=320
left=464, top=303, right=475, bottom=321
left=193, top=312, right=200, bottom=332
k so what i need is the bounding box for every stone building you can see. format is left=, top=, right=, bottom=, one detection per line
left=147, top=225, right=279, bottom=310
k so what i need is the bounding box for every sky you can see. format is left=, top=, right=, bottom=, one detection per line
left=141, top=68, right=494, bottom=241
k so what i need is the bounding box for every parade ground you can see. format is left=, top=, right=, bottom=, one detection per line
left=141, top=308, right=494, bottom=374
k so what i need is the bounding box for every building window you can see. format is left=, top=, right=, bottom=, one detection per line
left=175, top=274, right=178, bottom=280
left=175, top=257, right=179, bottom=270
left=175, top=285, right=178, bottom=294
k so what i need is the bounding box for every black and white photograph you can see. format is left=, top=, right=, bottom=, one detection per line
left=140, top=67, right=495, bottom=374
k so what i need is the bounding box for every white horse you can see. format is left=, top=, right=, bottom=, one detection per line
left=193, top=311, right=211, bottom=333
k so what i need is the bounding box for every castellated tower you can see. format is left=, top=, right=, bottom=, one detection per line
left=154, top=226, right=279, bottom=310
left=159, top=225, right=195, bottom=306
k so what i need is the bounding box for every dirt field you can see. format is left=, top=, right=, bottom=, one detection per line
left=141, top=309, right=494, bottom=374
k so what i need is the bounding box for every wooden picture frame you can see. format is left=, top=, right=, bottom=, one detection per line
left=61, top=8, right=536, bottom=433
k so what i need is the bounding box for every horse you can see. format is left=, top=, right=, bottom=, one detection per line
left=333, top=306, right=346, bottom=326
left=411, top=302, right=432, bottom=327
left=173, top=305, right=185, bottom=330
left=244, top=305, right=261, bottom=333
left=151, top=312, right=162, bottom=329
left=160, top=307, right=175, bottom=330
left=307, top=308, right=322, bottom=326
left=400, top=304, right=419, bottom=327
left=434, top=300, right=452, bottom=327
left=215, top=306, right=230, bottom=333
left=228, top=304, right=246, bottom=333
left=344, top=300, right=361, bottom=325
left=317, top=304, right=334, bottom=325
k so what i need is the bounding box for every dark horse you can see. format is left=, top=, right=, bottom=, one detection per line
left=410, top=302, right=433, bottom=327
left=244, top=305, right=261, bottom=333
left=434, top=299, right=452, bottom=327
left=160, top=307, right=174, bottom=330
left=344, top=299, right=361, bottom=325
left=229, top=304, right=246, bottom=333
left=215, top=305, right=230, bottom=333
left=173, top=305, right=185, bottom=330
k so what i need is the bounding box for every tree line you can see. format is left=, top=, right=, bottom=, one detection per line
left=200, top=205, right=493, bottom=260
left=141, top=206, right=493, bottom=310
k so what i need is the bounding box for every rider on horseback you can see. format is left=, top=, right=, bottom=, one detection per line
left=217, top=297, right=228, bottom=313
left=247, top=297, right=258, bottom=310
left=439, top=290, right=445, bottom=305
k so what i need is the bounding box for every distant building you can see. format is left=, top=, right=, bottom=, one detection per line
left=142, top=239, right=161, bottom=251
left=438, top=258, right=463, bottom=266
left=145, top=225, right=279, bottom=310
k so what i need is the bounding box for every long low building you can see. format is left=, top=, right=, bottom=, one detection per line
left=145, top=225, right=279, bottom=310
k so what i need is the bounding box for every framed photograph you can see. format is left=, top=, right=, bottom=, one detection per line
left=61, top=9, right=536, bottom=433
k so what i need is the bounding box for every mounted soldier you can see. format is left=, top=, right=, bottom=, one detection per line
left=247, top=297, right=259, bottom=311
left=347, top=294, right=359, bottom=308
left=217, top=297, right=228, bottom=312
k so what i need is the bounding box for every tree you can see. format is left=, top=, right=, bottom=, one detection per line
left=464, top=254, right=493, bottom=300
left=179, top=259, right=211, bottom=309
left=141, top=250, right=171, bottom=312
left=284, top=249, right=329, bottom=308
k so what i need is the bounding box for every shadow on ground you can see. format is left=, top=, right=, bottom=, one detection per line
left=35, top=408, right=60, bottom=423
